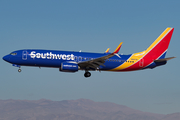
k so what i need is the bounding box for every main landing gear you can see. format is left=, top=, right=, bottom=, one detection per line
left=84, top=71, right=91, bottom=78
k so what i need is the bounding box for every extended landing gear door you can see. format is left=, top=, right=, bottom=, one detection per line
left=22, top=51, right=27, bottom=60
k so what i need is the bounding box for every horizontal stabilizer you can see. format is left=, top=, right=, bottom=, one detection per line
left=154, top=57, right=176, bottom=62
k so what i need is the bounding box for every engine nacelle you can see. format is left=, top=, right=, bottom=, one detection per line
left=60, top=62, right=79, bottom=72
left=149, top=61, right=167, bottom=69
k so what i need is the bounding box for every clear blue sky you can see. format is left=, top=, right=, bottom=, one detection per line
left=0, top=0, right=180, bottom=114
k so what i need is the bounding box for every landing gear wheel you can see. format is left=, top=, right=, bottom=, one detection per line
left=18, top=69, right=21, bottom=72
left=84, top=72, right=91, bottom=78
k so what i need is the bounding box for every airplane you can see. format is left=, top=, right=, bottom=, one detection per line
left=3, top=27, right=175, bottom=78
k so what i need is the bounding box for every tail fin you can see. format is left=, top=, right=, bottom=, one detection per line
left=145, top=27, right=174, bottom=60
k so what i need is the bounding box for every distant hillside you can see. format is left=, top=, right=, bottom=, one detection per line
left=0, top=99, right=179, bottom=120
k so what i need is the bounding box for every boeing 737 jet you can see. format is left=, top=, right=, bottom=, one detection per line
left=3, top=27, right=175, bottom=77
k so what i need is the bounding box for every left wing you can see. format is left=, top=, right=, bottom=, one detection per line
left=78, top=42, right=123, bottom=70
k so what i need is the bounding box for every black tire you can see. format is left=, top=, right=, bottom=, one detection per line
left=18, top=69, right=21, bottom=72
left=84, top=72, right=91, bottom=77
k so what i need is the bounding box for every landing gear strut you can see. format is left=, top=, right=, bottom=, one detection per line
left=84, top=71, right=91, bottom=78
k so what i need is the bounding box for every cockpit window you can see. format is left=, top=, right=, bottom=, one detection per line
left=10, top=52, right=17, bottom=55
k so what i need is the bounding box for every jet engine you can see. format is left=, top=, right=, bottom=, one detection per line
left=60, top=62, right=79, bottom=72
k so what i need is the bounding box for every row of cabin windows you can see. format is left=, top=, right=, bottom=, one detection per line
left=74, top=57, right=93, bottom=61
left=107, top=59, right=134, bottom=63
left=75, top=57, right=134, bottom=63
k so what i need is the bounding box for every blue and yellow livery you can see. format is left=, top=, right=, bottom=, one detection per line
left=3, top=28, right=175, bottom=77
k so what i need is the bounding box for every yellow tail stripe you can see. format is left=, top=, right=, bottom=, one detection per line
left=145, top=27, right=172, bottom=53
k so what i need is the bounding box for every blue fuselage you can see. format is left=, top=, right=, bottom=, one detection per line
left=3, top=49, right=131, bottom=71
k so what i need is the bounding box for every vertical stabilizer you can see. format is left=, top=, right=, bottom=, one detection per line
left=113, top=27, right=174, bottom=71
left=145, top=27, right=174, bottom=60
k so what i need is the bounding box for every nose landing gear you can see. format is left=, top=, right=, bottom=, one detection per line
left=84, top=71, right=91, bottom=78
left=18, top=68, right=21, bottom=72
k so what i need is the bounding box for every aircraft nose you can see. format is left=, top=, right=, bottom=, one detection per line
left=2, top=55, right=9, bottom=62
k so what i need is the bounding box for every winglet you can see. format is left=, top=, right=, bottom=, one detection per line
left=113, top=42, right=123, bottom=54
left=105, top=48, right=110, bottom=53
